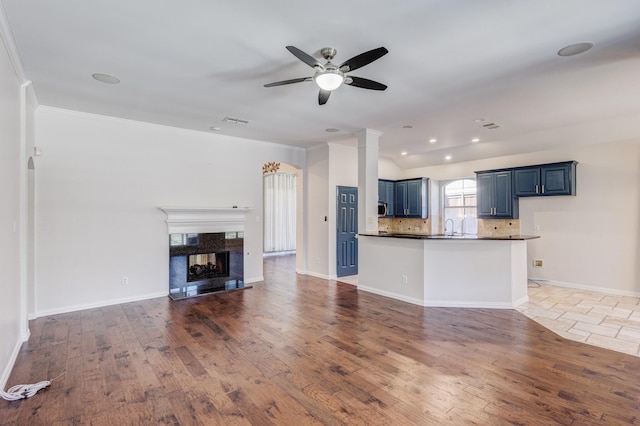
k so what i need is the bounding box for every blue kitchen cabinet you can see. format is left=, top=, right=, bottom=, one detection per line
left=476, top=170, right=518, bottom=219
left=378, top=179, right=395, bottom=217
left=394, top=178, right=429, bottom=218
left=513, top=161, right=577, bottom=197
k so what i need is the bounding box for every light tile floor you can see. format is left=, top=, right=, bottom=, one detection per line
left=338, top=275, right=640, bottom=357
left=517, top=281, right=640, bottom=357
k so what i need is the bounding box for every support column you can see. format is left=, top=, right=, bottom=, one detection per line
left=357, top=129, right=382, bottom=234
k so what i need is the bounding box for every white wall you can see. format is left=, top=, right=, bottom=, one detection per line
left=328, top=143, right=358, bottom=277
left=34, top=107, right=305, bottom=316
left=378, top=156, right=403, bottom=180
left=305, top=144, right=330, bottom=277
left=304, top=142, right=358, bottom=279
left=0, top=25, right=24, bottom=389
left=399, top=139, right=640, bottom=296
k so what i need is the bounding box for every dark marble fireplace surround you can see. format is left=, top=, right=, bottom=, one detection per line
left=169, top=232, right=247, bottom=300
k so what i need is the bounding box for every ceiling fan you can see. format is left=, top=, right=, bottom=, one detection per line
left=264, top=46, right=389, bottom=105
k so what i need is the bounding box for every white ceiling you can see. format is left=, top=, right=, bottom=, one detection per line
left=3, top=0, right=640, bottom=168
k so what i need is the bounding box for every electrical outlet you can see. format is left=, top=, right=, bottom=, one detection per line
left=402, top=275, right=408, bottom=284
left=533, top=260, right=543, bottom=267
left=121, top=276, right=129, bottom=285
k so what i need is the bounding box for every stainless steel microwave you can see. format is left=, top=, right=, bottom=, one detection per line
left=378, top=201, right=388, bottom=217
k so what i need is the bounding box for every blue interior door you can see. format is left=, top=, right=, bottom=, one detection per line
left=337, top=186, right=358, bottom=277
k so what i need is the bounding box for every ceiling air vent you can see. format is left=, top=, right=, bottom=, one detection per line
left=481, top=122, right=501, bottom=130
left=222, top=116, right=249, bottom=125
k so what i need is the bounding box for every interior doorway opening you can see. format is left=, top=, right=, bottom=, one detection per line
left=263, top=162, right=299, bottom=258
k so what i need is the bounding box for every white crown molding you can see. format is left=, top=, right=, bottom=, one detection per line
left=0, top=2, right=38, bottom=106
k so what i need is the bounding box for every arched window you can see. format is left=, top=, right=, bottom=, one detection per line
left=442, top=179, right=477, bottom=235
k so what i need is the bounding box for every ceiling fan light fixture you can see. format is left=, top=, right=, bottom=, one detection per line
left=314, top=70, right=344, bottom=91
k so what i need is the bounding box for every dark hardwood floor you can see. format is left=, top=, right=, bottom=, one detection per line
left=2, top=254, right=639, bottom=425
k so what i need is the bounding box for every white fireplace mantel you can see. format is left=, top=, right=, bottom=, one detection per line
left=160, top=207, right=253, bottom=234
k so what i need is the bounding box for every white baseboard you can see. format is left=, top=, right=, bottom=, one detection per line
left=357, top=285, right=425, bottom=306
left=528, top=277, right=640, bottom=298
left=358, top=285, right=528, bottom=309
left=33, top=291, right=168, bottom=319
left=304, top=270, right=334, bottom=280
left=1, top=337, right=23, bottom=391
left=244, top=276, right=264, bottom=284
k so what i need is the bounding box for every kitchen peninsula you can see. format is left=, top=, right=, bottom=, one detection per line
left=358, top=233, right=539, bottom=309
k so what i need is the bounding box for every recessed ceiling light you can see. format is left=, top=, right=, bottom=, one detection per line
left=471, top=138, right=480, bottom=143
left=401, top=151, right=408, bottom=156
left=92, top=73, right=120, bottom=84
left=209, top=126, right=221, bottom=132
left=429, top=138, right=437, bottom=143
left=557, top=42, right=593, bottom=57
left=325, top=128, right=340, bottom=133
left=445, top=155, right=452, bottom=160
left=403, top=125, right=413, bottom=129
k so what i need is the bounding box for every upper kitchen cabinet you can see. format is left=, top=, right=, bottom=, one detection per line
left=378, top=179, right=395, bottom=217
left=476, top=170, right=518, bottom=219
left=513, top=161, right=577, bottom=197
left=394, top=178, right=429, bottom=218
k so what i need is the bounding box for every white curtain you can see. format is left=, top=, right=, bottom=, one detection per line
left=263, top=173, right=296, bottom=252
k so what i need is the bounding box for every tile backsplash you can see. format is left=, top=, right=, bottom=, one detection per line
left=477, top=218, right=521, bottom=237
left=378, top=217, right=431, bottom=234
left=378, top=217, right=520, bottom=237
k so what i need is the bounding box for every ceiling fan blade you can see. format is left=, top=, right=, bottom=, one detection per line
left=318, top=89, right=331, bottom=105
left=345, top=76, right=387, bottom=91
left=264, top=77, right=312, bottom=87
left=286, top=46, right=323, bottom=69
left=339, top=47, right=388, bottom=72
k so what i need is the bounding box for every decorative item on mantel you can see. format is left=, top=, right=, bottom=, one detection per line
left=262, top=162, right=280, bottom=174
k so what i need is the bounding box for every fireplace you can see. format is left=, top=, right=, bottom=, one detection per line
left=187, top=251, right=229, bottom=282
left=160, top=207, right=252, bottom=300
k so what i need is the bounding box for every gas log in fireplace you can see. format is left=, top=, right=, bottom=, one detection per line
left=187, top=251, right=229, bottom=282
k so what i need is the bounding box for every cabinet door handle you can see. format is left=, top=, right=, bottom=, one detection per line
left=541, top=185, right=545, bottom=194
left=535, top=184, right=539, bottom=194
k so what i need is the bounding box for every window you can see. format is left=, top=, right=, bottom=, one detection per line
left=225, top=231, right=244, bottom=240
left=263, top=173, right=296, bottom=252
left=170, top=233, right=198, bottom=246
left=442, top=179, right=477, bottom=235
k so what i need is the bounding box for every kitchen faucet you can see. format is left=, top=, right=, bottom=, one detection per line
left=445, top=219, right=454, bottom=236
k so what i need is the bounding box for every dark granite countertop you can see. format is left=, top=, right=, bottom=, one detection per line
left=359, top=233, right=540, bottom=241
